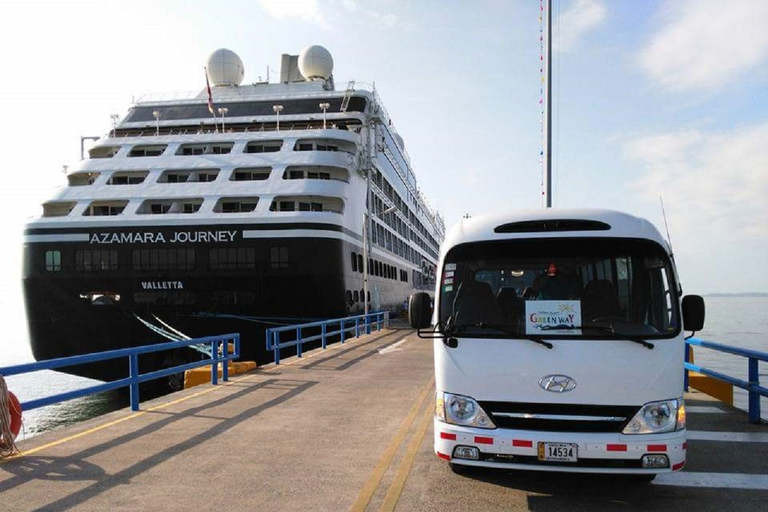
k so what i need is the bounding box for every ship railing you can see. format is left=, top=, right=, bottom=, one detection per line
left=0, top=334, right=240, bottom=413
left=684, top=337, right=767, bottom=424
left=266, top=311, right=390, bottom=365
left=109, top=122, right=362, bottom=140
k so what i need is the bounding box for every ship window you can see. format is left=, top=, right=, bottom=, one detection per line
left=211, top=291, right=256, bottom=306
left=131, top=249, right=195, bottom=270
left=137, top=198, right=203, bottom=214
left=357, top=254, right=363, bottom=273
left=177, top=143, right=233, bottom=155
left=282, top=166, right=346, bottom=181
left=151, top=203, right=171, bottom=214
left=68, top=172, right=100, bottom=186
left=128, top=145, right=166, bottom=157
left=270, top=246, right=288, bottom=269
left=214, top=198, right=259, bottom=213
left=42, top=201, right=77, bottom=217
left=159, top=169, right=220, bottom=183
left=75, top=250, right=118, bottom=272
left=231, top=167, right=271, bottom=181
left=45, top=251, right=62, bottom=272
left=209, top=247, right=256, bottom=269
left=83, top=201, right=128, bottom=216
left=88, top=146, right=120, bottom=159
left=346, top=290, right=353, bottom=305
left=108, top=171, right=148, bottom=185
left=353, top=290, right=359, bottom=303
left=244, top=141, right=282, bottom=153
left=133, top=291, right=196, bottom=305
left=270, top=196, right=343, bottom=214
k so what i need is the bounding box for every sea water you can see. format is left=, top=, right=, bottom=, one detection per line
left=1, top=296, right=765, bottom=440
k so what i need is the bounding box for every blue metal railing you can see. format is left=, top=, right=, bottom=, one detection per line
left=684, top=337, right=767, bottom=424
left=266, top=311, right=389, bottom=364
left=0, top=334, right=240, bottom=412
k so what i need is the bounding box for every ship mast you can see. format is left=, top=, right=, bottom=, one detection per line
left=543, top=0, right=553, bottom=208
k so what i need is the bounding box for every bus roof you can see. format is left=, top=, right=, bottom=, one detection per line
left=442, top=209, right=670, bottom=255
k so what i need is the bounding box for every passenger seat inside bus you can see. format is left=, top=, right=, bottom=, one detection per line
left=496, top=287, right=523, bottom=324
left=454, top=281, right=502, bottom=325
left=582, top=279, right=621, bottom=321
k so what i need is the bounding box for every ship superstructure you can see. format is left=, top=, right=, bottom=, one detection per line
left=23, top=46, right=444, bottom=381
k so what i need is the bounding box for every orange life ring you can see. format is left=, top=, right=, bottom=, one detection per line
left=7, top=391, right=22, bottom=439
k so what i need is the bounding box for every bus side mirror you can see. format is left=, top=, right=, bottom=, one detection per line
left=409, top=292, right=432, bottom=329
left=682, top=295, right=705, bottom=332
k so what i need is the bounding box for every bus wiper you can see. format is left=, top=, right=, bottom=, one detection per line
left=542, top=325, right=655, bottom=350
left=463, top=322, right=554, bottom=349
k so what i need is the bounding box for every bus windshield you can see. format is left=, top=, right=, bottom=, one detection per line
left=439, top=238, right=679, bottom=339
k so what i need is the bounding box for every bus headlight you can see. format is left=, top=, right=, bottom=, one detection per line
left=623, top=398, right=684, bottom=434
left=439, top=392, right=496, bottom=429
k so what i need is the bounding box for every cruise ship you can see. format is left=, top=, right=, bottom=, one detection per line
left=22, top=46, right=444, bottom=383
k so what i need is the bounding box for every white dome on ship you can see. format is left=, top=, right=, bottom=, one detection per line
left=298, top=45, right=333, bottom=81
left=206, top=48, right=244, bottom=86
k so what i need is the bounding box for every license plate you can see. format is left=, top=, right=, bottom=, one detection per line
left=538, top=442, right=578, bottom=462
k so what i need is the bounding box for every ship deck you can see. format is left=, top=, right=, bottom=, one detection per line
left=1, top=323, right=766, bottom=511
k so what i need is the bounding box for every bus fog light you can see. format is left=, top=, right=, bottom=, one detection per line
left=642, top=454, right=669, bottom=468
left=453, top=446, right=480, bottom=460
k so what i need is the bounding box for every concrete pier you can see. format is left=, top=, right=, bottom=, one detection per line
left=1, top=325, right=766, bottom=511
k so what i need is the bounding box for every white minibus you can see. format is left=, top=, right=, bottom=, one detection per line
left=409, top=209, right=705, bottom=481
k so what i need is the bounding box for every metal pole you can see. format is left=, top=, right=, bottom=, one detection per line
left=544, top=0, right=553, bottom=208
left=748, top=358, right=760, bottom=424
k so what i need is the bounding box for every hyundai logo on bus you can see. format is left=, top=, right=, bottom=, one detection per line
left=539, top=375, right=577, bottom=393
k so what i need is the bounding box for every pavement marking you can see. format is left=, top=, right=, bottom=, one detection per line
left=687, top=430, right=768, bottom=443
left=654, top=472, right=768, bottom=490
left=379, top=337, right=410, bottom=355
left=686, top=406, right=726, bottom=414
left=349, top=375, right=435, bottom=512
left=379, top=397, right=434, bottom=512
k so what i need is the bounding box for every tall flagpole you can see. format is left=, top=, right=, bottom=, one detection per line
left=544, top=0, right=553, bottom=208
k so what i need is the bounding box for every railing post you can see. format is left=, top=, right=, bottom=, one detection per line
left=366, top=313, right=371, bottom=335
left=322, top=322, right=327, bottom=349
left=340, top=319, right=346, bottom=344
left=274, top=331, right=281, bottom=365
left=297, top=327, right=303, bottom=358
left=748, top=358, right=760, bottom=424
left=211, top=340, right=218, bottom=385
left=355, top=317, right=360, bottom=338
left=129, top=353, right=140, bottom=411
left=222, top=338, right=229, bottom=382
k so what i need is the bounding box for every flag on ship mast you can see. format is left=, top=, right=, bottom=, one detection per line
left=204, top=67, right=215, bottom=115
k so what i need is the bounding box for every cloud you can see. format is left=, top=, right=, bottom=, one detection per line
left=257, top=0, right=397, bottom=29
left=625, top=122, right=768, bottom=244
left=257, top=0, right=327, bottom=27
left=639, top=0, right=768, bottom=92
left=557, top=0, right=607, bottom=51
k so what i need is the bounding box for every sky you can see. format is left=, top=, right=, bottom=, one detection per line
left=0, top=0, right=766, bottom=350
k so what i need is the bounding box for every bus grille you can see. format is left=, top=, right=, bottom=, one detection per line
left=478, top=401, right=640, bottom=433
